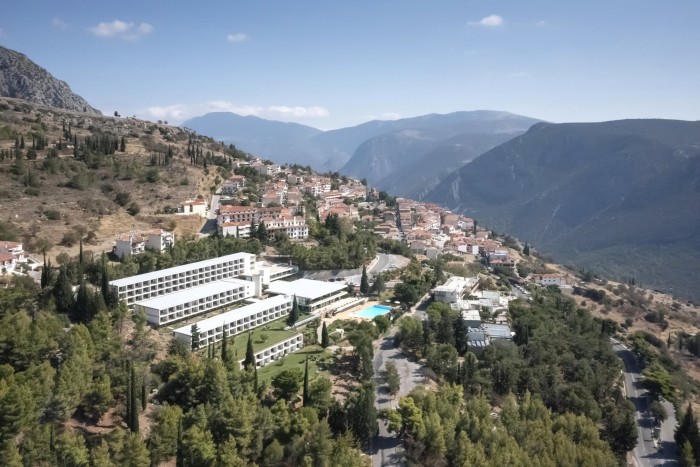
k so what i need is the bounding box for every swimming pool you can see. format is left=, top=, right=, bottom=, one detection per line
left=354, top=304, right=392, bottom=319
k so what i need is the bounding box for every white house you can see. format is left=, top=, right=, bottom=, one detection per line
left=114, top=230, right=175, bottom=258
left=178, top=199, right=208, bottom=217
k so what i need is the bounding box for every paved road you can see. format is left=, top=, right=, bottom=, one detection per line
left=612, top=339, right=678, bottom=467
left=302, top=254, right=410, bottom=282
left=199, top=192, right=221, bottom=237
left=371, top=329, right=424, bottom=467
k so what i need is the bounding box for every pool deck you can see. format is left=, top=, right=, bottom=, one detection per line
left=354, top=304, right=392, bottom=319
left=315, top=299, right=383, bottom=342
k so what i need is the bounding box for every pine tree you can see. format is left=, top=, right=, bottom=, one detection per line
left=360, top=266, right=370, bottom=295
left=287, top=295, right=299, bottom=327
left=372, top=274, right=386, bottom=295
left=53, top=265, right=75, bottom=315
left=244, top=332, right=256, bottom=369
left=303, top=356, right=310, bottom=406
left=257, top=221, right=269, bottom=244
left=191, top=324, right=200, bottom=351
left=321, top=322, right=330, bottom=349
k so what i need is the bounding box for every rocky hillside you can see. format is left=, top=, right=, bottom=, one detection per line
left=0, top=97, right=237, bottom=263
left=0, top=45, right=101, bottom=115
left=427, top=119, right=700, bottom=302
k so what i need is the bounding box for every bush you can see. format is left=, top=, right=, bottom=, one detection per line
left=60, top=231, right=79, bottom=247
left=126, top=202, right=141, bottom=216
left=115, top=192, right=131, bottom=206
left=25, top=187, right=40, bottom=196
left=44, top=209, right=61, bottom=220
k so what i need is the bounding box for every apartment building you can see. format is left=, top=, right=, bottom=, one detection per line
left=267, top=278, right=348, bottom=313
left=136, top=278, right=253, bottom=326
left=172, top=294, right=293, bottom=346
left=114, top=230, right=175, bottom=258
left=109, top=252, right=255, bottom=308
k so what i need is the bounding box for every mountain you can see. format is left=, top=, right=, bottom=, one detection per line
left=184, top=110, right=540, bottom=197
left=427, top=119, right=700, bottom=302
left=338, top=111, right=541, bottom=197
left=0, top=45, right=100, bottom=114
left=182, top=112, right=323, bottom=166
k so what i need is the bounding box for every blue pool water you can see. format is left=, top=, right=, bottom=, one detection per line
left=354, top=304, right=392, bottom=319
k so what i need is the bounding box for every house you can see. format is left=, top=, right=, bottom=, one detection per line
left=433, top=276, right=478, bottom=303
left=178, top=199, right=208, bottom=217
left=113, top=229, right=175, bottom=258
left=0, top=240, right=26, bottom=273
left=220, top=175, right=246, bottom=195
left=532, top=274, right=573, bottom=286
left=261, top=190, right=283, bottom=207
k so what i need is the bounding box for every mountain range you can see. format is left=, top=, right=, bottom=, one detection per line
left=183, top=110, right=540, bottom=198
left=427, top=119, right=700, bottom=302
left=0, top=45, right=101, bottom=115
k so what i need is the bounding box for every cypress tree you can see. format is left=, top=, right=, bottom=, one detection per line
left=75, top=278, right=91, bottom=323
left=360, top=266, right=369, bottom=295
left=287, top=295, right=299, bottom=327
left=244, top=332, right=256, bottom=369
left=53, top=265, right=75, bottom=315
left=321, top=322, right=330, bottom=349
left=254, top=365, right=259, bottom=394
left=221, top=328, right=229, bottom=362
left=176, top=418, right=183, bottom=467
left=141, top=377, right=147, bottom=412
left=523, top=242, right=530, bottom=256
left=120, top=136, right=126, bottom=152
left=303, top=356, right=310, bottom=406
left=130, top=364, right=139, bottom=433
left=191, top=324, right=200, bottom=351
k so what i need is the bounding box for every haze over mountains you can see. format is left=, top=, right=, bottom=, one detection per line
left=184, top=110, right=541, bottom=198
left=427, top=119, right=700, bottom=301
left=0, top=46, right=101, bottom=115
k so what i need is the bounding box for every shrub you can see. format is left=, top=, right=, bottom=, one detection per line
left=60, top=231, right=79, bottom=247
left=25, top=187, right=40, bottom=197
left=115, top=192, right=131, bottom=206
left=126, top=202, right=141, bottom=216
left=44, top=209, right=61, bottom=220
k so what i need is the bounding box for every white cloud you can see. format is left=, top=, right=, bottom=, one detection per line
left=226, top=32, right=249, bottom=43
left=52, top=17, right=70, bottom=30
left=142, top=104, right=188, bottom=122
left=206, top=101, right=329, bottom=119
left=469, top=15, right=504, bottom=27
left=89, top=20, right=154, bottom=40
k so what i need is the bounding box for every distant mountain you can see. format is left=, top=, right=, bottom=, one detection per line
left=427, top=119, right=700, bottom=302
left=338, top=111, right=541, bottom=197
left=182, top=112, right=323, bottom=166
left=0, top=45, right=100, bottom=114
left=184, top=110, right=540, bottom=196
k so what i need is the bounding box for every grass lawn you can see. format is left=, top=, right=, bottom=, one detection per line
left=226, top=317, right=298, bottom=359
left=257, top=345, right=332, bottom=384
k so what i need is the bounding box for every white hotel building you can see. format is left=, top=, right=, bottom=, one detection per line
left=267, top=278, right=348, bottom=313
left=109, top=253, right=256, bottom=309
left=135, top=278, right=253, bottom=326
left=172, top=294, right=293, bottom=346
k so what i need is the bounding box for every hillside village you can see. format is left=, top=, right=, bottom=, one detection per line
left=3, top=96, right=700, bottom=466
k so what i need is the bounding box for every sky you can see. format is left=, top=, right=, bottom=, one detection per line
left=2, top=1, right=699, bottom=130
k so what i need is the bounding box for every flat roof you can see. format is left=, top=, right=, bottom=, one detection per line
left=267, top=278, right=347, bottom=301
left=172, top=294, right=292, bottom=336
left=135, top=278, right=251, bottom=310
left=110, top=253, right=254, bottom=287
left=482, top=323, right=514, bottom=339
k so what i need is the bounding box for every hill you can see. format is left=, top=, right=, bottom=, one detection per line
left=426, top=119, right=700, bottom=302
left=0, top=45, right=101, bottom=114
left=0, top=97, right=236, bottom=263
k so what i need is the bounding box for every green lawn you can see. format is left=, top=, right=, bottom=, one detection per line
left=227, top=317, right=298, bottom=360
left=257, top=345, right=332, bottom=384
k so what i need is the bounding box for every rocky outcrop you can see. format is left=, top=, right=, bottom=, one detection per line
left=0, top=46, right=101, bottom=114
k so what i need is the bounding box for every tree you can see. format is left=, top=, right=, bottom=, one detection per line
left=120, top=136, right=126, bottom=152
left=303, top=356, right=310, bottom=406
left=122, top=432, right=150, bottom=467
left=384, top=361, right=400, bottom=396
left=360, top=266, right=369, bottom=295
left=373, top=315, right=391, bottom=334
left=53, top=265, right=75, bottom=315
left=371, top=274, right=386, bottom=295
left=1, top=440, right=22, bottom=467
left=602, top=400, right=637, bottom=457
left=346, top=382, right=377, bottom=449
left=650, top=400, right=667, bottom=426
left=272, top=368, right=303, bottom=401
left=321, top=322, right=330, bottom=349
left=681, top=440, right=695, bottom=467
left=523, top=242, right=530, bottom=256
left=676, top=404, right=700, bottom=464
left=221, top=328, right=229, bottom=362
left=243, top=333, right=256, bottom=369
left=191, top=324, right=200, bottom=352
left=256, top=221, right=269, bottom=244
left=287, top=295, right=299, bottom=327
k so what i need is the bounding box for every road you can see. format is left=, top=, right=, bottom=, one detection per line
left=199, top=192, right=221, bottom=237
left=370, top=293, right=432, bottom=467
left=612, top=339, right=678, bottom=467
left=302, top=254, right=410, bottom=282
left=371, top=329, right=424, bottom=467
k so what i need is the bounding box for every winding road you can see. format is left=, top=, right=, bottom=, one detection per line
left=612, top=339, right=678, bottom=466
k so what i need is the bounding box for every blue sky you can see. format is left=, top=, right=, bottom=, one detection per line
left=2, top=1, right=699, bottom=130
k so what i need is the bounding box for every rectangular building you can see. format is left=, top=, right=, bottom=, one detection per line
left=172, top=294, right=293, bottom=345
left=109, top=252, right=255, bottom=308
left=267, top=278, right=348, bottom=313
left=136, top=278, right=253, bottom=326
